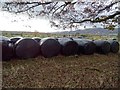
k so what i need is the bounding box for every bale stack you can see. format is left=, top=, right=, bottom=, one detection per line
left=108, top=40, right=119, bottom=53
left=0, top=41, right=1, bottom=60
left=40, top=37, right=61, bottom=58
left=10, top=37, right=23, bottom=44
left=15, top=38, right=40, bottom=59
left=57, top=38, right=79, bottom=56
left=32, top=37, right=41, bottom=43
left=1, top=36, right=119, bottom=61
left=73, top=38, right=96, bottom=55
left=10, top=37, right=23, bottom=57
left=94, top=40, right=110, bottom=54
left=0, top=36, right=14, bottom=61
left=0, top=36, right=10, bottom=41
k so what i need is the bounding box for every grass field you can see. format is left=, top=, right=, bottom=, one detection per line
left=2, top=31, right=118, bottom=40
left=1, top=31, right=119, bottom=88
left=2, top=53, right=119, bottom=88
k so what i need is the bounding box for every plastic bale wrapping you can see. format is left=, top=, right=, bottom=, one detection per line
left=0, top=36, right=14, bottom=61
left=108, top=40, right=119, bottom=53
left=32, top=37, right=41, bottom=43
left=73, top=38, right=96, bottom=55
left=15, top=38, right=40, bottom=59
left=0, top=42, right=1, bottom=61
left=0, top=36, right=10, bottom=41
left=10, top=37, right=23, bottom=44
left=57, top=38, right=79, bottom=56
left=40, top=37, right=61, bottom=58
left=94, top=40, right=110, bottom=54
left=10, top=37, right=24, bottom=57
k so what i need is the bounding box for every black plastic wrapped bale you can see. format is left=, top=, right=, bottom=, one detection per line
left=94, top=40, right=110, bottom=54
left=15, top=38, right=40, bottom=59
left=40, top=37, right=61, bottom=58
left=0, top=41, right=1, bottom=61
left=10, top=37, right=23, bottom=44
left=78, top=36, right=84, bottom=39
left=10, top=37, right=23, bottom=58
left=108, top=40, right=119, bottom=53
left=57, top=38, right=79, bottom=56
left=0, top=36, right=14, bottom=61
left=32, top=37, right=41, bottom=43
left=73, top=38, right=96, bottom=55
left=0, top=36, right=10, bottom=41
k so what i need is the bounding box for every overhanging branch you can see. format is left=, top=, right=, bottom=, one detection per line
left=52, top=2, right=76, bottom=15
left=4, top=1, right=53, bottom=13
left=5, top=2, right=52, bottom=5
left=70, top=11, right=120, bottom=23
left=97, top=1, right=120, bottom=14
left=16, top=3, right=40, bottom=13
left=93, top=11, right=120, bottom=22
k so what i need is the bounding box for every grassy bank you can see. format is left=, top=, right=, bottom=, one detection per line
left=2, top=53, right=119, bottom=88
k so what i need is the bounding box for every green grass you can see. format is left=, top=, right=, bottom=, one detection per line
left=2, top=53, right=119, bottom=88
left=1, top=31, right=119, bottom=88
left=2, top=31, right=117, bottom=40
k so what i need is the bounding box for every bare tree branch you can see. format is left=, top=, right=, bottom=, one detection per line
left=16, top=3, right=40, bottom=13
left=5, top=2, right=52, bottom=5
left=48, top=2, right=58, bottom=13
left=52, top=2, right=76, bottom=15
left=70, top=11, right=120, bottom=23
left=4, top=1, right=53, bottom=13
left=93, top=11, right=120, bottom=22
left=2, top=1, right=119, bottom=30
left=52, top=2, right=68, bottom=15
left=97, top=1, right=120, bottom=14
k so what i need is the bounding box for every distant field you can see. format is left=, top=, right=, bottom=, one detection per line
left=2, top=53, right=119, bottom=88
left=2, top=31, right=118, bottom=40
left=1, top=31, right=119, bottom=88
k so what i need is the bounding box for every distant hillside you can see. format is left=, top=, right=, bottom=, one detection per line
left=54, top=28, right=118, bottom=35
left=1, top=28, right=118, bottom=36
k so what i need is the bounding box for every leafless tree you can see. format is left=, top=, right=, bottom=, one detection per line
left=1, top=0, right=120, bottom=30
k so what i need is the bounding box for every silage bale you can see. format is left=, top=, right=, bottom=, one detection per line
left=73, top=38, right=96, bottom=55
left=108, top=40, right=119, bottom=53
left=40, top=37, right=61, bottom=58
left=0, top=36, right=10, bottom=41
left=94, top=40, right=110, bottom=54
left=57, top=38, right=79, bottom=56
left=15, top=38, right=40, bottom=59
left=10, top=37, right=23, bottom=44
left=0, top=36, right=14, bottom=61
left=0, top=41, right=1, bottom=61
left=10, top=37, right=23, bottom=56
left=78, top=36, right=84, bottom=39
left=32, top=37, right=41, bottom=43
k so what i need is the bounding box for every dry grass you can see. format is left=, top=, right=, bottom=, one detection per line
left=2, top=53, right=119, bottom=88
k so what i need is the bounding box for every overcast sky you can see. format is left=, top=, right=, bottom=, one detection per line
left=0, top=10, right=86, bottom=32
left=0, top=0, right=117, bottom=33
left=0, top=10, right=57, bottom=32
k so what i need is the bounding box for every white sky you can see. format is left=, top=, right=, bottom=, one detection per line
left=0, top=10, right=60, bottom=33
left=0, top=10, right=87, bottom=32
left=0, top=0, right=116, bottom=33
left=0, top=0, right=76, bottom=2
left=0, top=0, right=97, bottom=33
